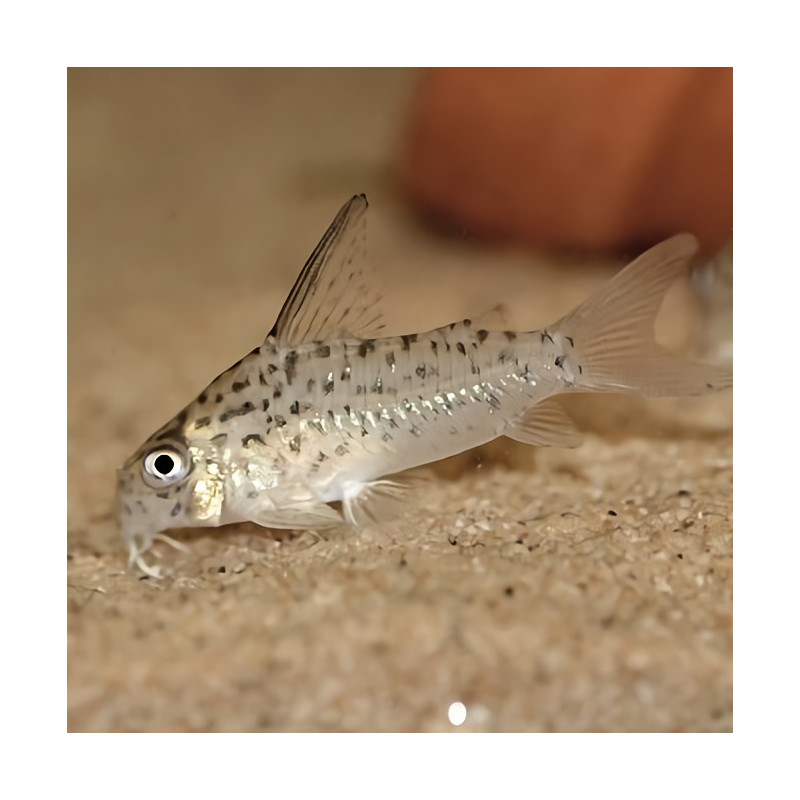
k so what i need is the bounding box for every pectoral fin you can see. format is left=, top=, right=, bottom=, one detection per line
left=243, top=498, right=343, bottom=530
left=340, top=477, right=422, bottom=528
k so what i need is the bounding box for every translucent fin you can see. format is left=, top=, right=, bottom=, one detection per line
left=554, top=234, right=733, bottom=397
left=341, top=478, right=416, bottom=528
left=504, top=397, right=583, bottom=448
left=245, top=500, right=343, bottom=530
left=269, top=195, right=385, bottom=346
left=471, top=303, right=515, bottom=331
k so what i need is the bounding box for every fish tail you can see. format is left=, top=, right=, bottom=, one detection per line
left=553, top=234, right=732, bottom=397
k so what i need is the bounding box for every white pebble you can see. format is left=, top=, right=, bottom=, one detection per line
left=448, top=702, right=467, bottom=726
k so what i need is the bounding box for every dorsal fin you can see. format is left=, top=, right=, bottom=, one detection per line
left=471, top=302, right=515, bottom=331
left=268, top=195, right=385, bottom=346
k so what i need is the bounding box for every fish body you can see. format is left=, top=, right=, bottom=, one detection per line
left=117, top=195, right=731, bottom=573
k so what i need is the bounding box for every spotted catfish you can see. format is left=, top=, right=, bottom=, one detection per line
left=117, top=195, right=731, bottom=573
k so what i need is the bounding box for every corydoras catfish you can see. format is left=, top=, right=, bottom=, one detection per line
left=117, top=195, right=731, bottom=574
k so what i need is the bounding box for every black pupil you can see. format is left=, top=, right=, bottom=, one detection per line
left=154, top=453, right=175, bottom=475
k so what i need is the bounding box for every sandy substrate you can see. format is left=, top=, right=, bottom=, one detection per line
left=68, top=69, right=732, bottom=732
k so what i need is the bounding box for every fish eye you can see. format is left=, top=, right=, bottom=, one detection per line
left=141, top=444, right=190, bottom=488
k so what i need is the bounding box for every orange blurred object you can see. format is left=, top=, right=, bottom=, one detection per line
left=400, top=68, right=732, bottom=254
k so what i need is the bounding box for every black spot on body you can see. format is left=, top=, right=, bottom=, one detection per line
left=290, top=400, right=299, bottom=414
left=259, top=371, right=268, bottom=386
left=463, top=318, right=472, bottom=327
left=541, top=330, right=554, bottom=344
left=315, top=344, right=331, bottom=358
left=504, top=331, right=517, bottom=341
left=262, top=398, right=270, bottom=412
left=284, top=350, right=298, bottom=384
left=457, top=342, right=466, bottom=355
left=555, top=355, right=566, bottom=368
left=335, top=444, right=348, bottom=456
left=215, top=393, right=224, bottom=404
left=323, top=374, right=334, bottom=395
left=358, top=340, right=375, bottom=358
left=198, top=393, right=208, bottom=404
left=566, top=336, right=574, bottom=347
left=211, top=433, right=228, bottom=446
left=307, top=378, right=316, bottom=393
left=219, top=402, right=255, bottom=423
left=195, top=416, right=211, bottom=429
left=156, top=491, right=169, bottom=500
left=242, top=434, right=265, bottom=447
left=232, top=378, right=250, bottom=393
left=344, top=404, right=351, bottom=415
left=401, top=335, right=412, bottom=351
left=273, top=387, right=282, bottom=399
left=416, top=364, right=426, bottom=379
left=386, top=351, right=396, bottom=369
left=289, top=435, right=301, bottom=453
left=477, top=329, right=489, bottom=343
left=267, top=364, right=279, bottom=374
left=170, top=502, right=182, bottom=517
left=274, top=415, right=286, bottom=427
left=317, top=451, right=328, bottom=462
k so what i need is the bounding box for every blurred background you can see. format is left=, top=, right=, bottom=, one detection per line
left=402, top=68, right=732, bottom=253
left=68, top=69, right=732, bottom=732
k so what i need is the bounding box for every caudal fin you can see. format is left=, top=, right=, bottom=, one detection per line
left=554, top=234, right=732, bottom=397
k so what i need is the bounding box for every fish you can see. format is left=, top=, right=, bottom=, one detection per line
left=117, top=194, right=732, bottom=575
